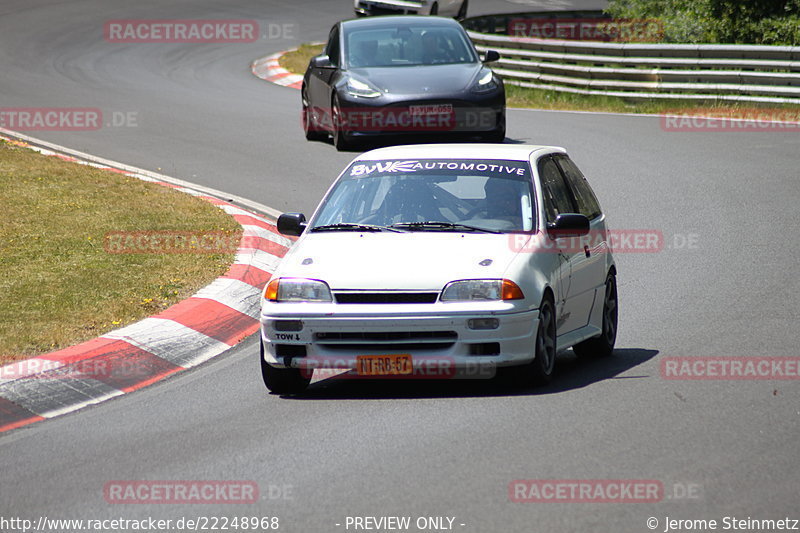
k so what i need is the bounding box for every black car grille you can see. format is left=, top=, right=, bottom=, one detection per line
left=315, top=330, right=457, bottom=351
left=334, top=292, right=439, bottom=304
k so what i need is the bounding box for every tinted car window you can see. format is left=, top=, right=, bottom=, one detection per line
left=538, top=157, right=576, bottom=223
left=555, top=155, right=602, bottom=220
left=345, top=26, right=476, bottom=67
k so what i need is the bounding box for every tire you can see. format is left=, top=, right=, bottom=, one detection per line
left=260, top=341, right=311, bottom=394
left=331, top=94, right=352, bottom=151
left=456, top=0, right=468, bottom=21
left=481, top=113, right=505, bottom=143
left=302, top=86, right=325, bottom=141
left=429, top=2, right=438, bottom=15
left=573, top=272, right=618, bottom=359
left=527, top=296, right=557, bottom=385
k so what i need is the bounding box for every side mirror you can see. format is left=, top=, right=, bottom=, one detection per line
left=311, top=55, right=333, bottom=69
left=277, top=213, right=307, bottom=236
left=547, top=213, right=590, bottom=239
left=482, top=50, right=500, bottom=63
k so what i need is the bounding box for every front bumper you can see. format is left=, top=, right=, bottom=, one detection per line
left=260, top=306, right=539, bottom=379
left=335, top=92, right=506, bottom=138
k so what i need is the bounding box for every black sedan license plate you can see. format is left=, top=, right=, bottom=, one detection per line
left=409, top=104, right=453, bottom=116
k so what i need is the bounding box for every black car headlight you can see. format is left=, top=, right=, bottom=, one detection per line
left=346, top=77, right=382, bottom=98
left=471, top=69, right=499, bottom=94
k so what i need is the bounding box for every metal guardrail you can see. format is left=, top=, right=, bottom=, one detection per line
left=466, top=17, right=800, bottom=105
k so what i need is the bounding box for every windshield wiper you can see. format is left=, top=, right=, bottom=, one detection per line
left=389, top=221, right=501, bottom=234
left=310, top=223, right=403, bottom=233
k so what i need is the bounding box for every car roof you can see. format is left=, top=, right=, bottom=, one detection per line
left=354, top=143, right=567, bottom=162
left=341, top=15, right=463, bottom=32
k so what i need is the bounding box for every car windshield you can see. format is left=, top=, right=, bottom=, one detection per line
left=310, top=159, right=535, bottom=233
left=345, top=25, right=477, bottom=67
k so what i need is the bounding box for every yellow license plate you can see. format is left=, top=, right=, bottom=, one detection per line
left=356, top=354, right=413, bottom=376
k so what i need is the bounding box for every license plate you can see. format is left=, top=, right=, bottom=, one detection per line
left=356, top=354, right=413, bottom=376
left=409, top=104, right=453, bottom=116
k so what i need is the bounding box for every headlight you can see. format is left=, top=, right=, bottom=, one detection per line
left=471, top=69, right=498, bottom=94
left=264, top=278, right=333, bottom=303
left=441, top=279, right=524, bottom=302
left=347, top=77, right=382, bottom=98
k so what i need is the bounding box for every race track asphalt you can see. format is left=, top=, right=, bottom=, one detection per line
left=1, top=1, right=798, bottom=532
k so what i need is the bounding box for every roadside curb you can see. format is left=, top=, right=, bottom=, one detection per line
left=0, top=130, right=290, bottom=433
left=251, top=50, right=303, bottom=89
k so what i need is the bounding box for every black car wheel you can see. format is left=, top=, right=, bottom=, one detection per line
left=481, top=113, right=505, bottom=143
left=502, top=295, right=557, bottom=387
left=331, top=94, right=353, bottom=151
left=302, top=86, right=325, bottom=141
left=527, top=296, right=557, bottom=385
left=260, top=340, right=311, bottom=394
left=573, top=272, right=618, bottom=358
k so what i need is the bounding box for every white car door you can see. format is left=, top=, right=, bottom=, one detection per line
left=537, top=156, right=586, bottom=335
left=554, top=154, right=608, bottom=328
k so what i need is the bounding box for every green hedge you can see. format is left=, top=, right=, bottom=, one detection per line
left=605, top=0, right=800, bottom=44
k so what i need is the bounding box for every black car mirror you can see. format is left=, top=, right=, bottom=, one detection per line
left=277, top=213, right=307, bottom=236
left=547, top=213, right=590, bottom=239
left=311, top=55, right=334, bottom=69
left=482, top=50, right=500, bottom=63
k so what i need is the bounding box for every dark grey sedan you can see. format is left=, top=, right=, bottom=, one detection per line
left=302, top=16, right=505, bottom=150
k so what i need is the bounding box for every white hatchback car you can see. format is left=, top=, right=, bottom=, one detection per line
left=260, top=144, right=617, bottom=393
left=354, top=0, right=468, bottom=19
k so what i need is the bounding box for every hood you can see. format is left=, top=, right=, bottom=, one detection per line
left=350, top=63, right=482, bottom=97
left=275, top=232, right=521, bottom=291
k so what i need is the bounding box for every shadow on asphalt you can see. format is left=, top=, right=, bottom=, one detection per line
left=281, top=348, right=659, bottom=400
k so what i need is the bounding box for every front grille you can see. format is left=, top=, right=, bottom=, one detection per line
left=324, top=342, right=454, bottom=351
left=316, top=331, right=456, bottom=343
left=468, top=342, right=500, bottom=356
left=334, top=292, right=439, bottom=304
left=316, top=330, right=457, bottom=351
left=275, top=344, right=307, bottom=358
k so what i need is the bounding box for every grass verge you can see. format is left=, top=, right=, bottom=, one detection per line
left=277, top=42, right=800, bottom=119
left=0, top=139, right=241, bottom=364
left=278, top=43, right=324, bottom=75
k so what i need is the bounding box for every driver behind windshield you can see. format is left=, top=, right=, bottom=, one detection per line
left=480, top=178, right=523, bottom=227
